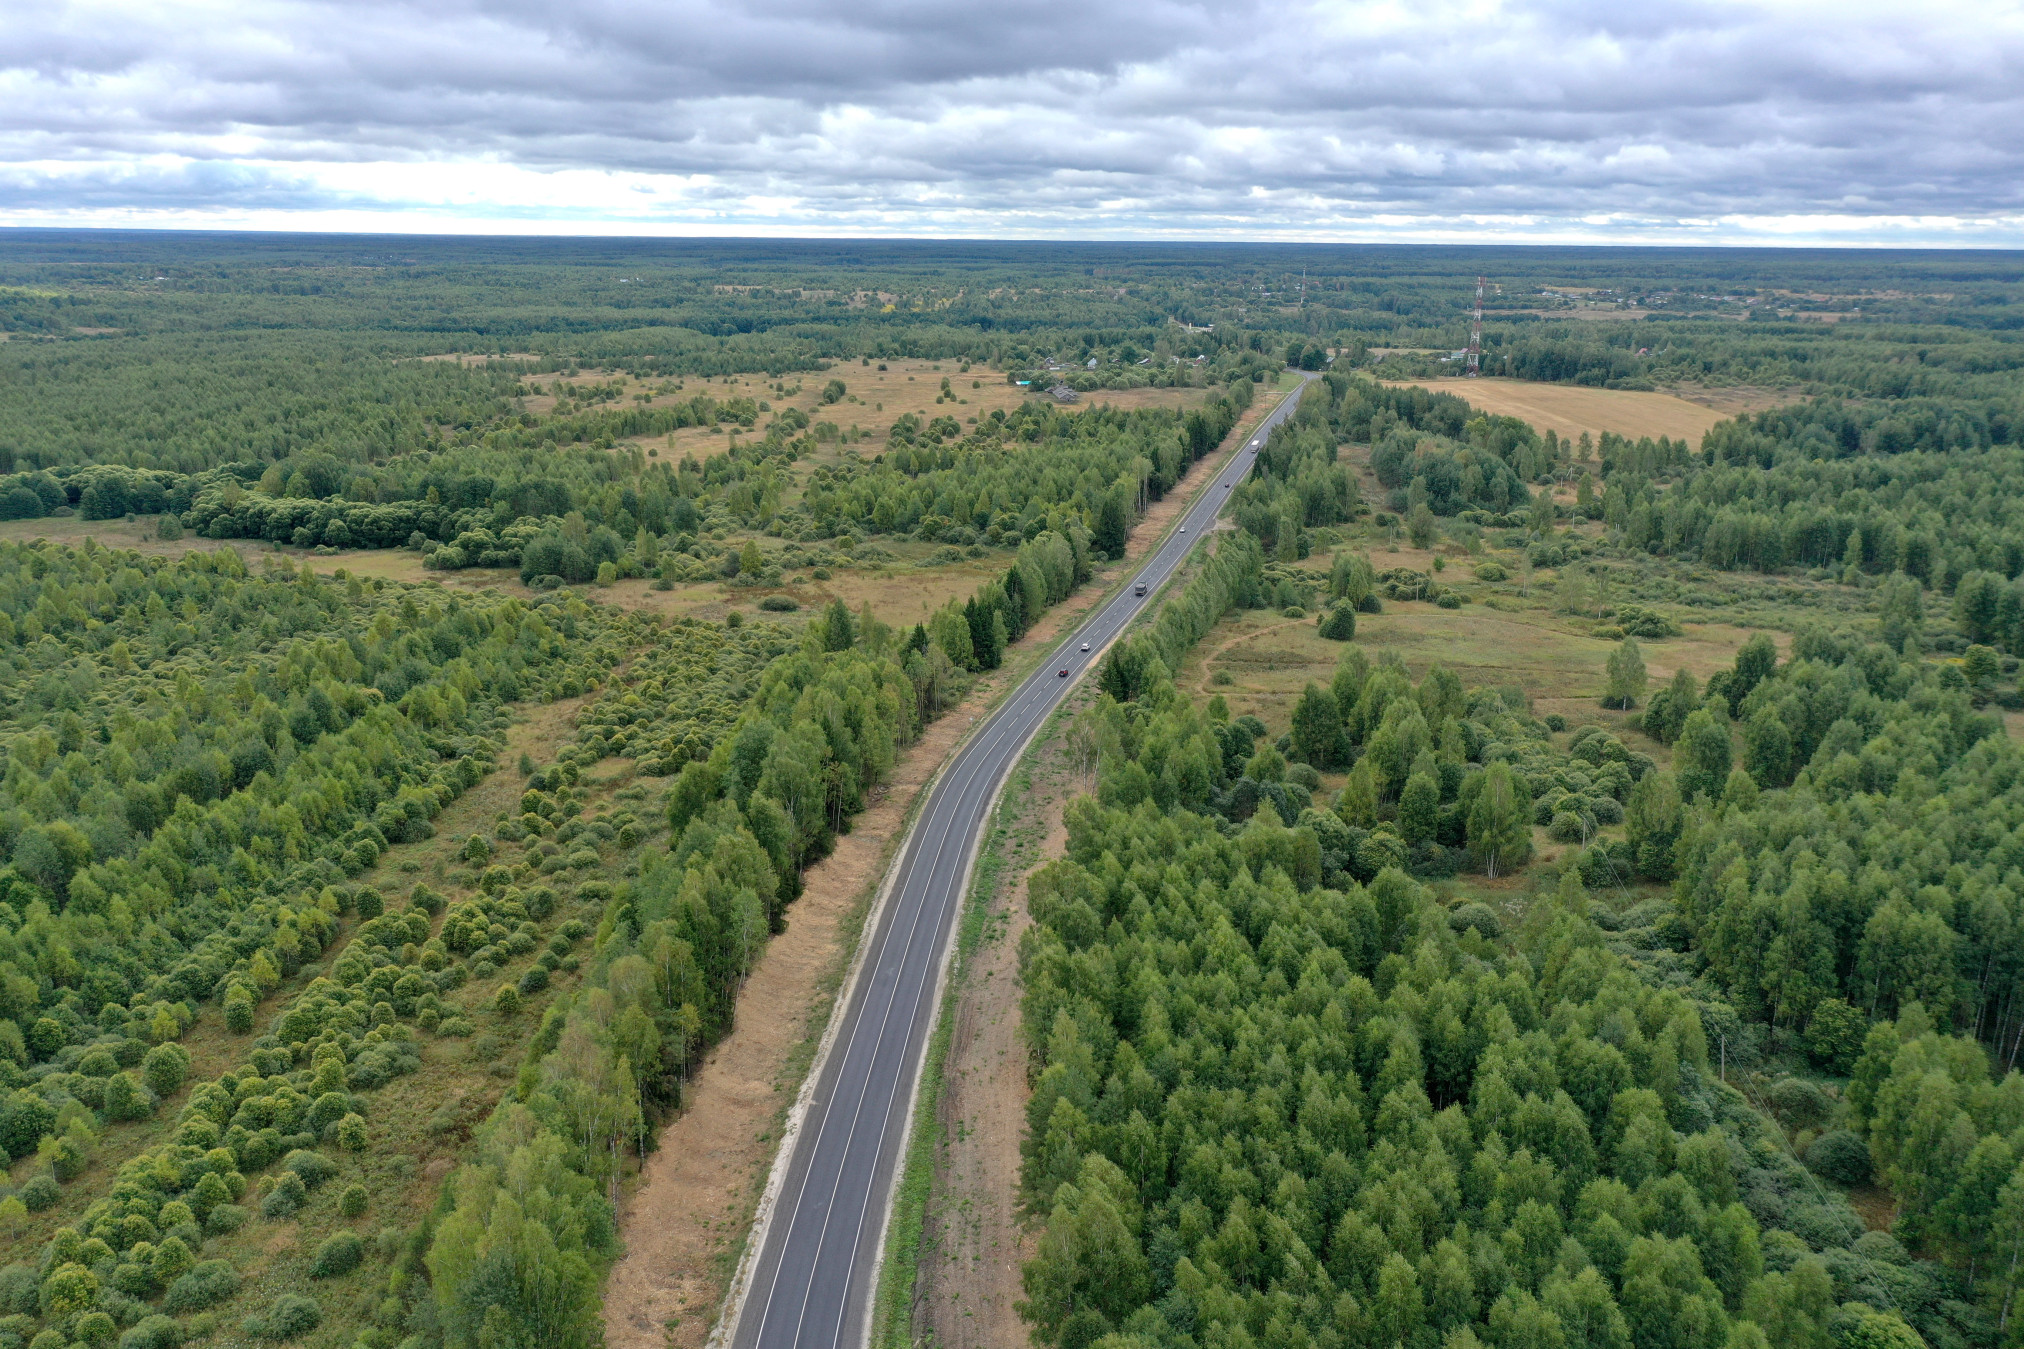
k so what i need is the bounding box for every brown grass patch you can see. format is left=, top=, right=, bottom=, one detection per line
left=1846, top=1185, right=1898, bottom=1232
left=525, top=359, right=1209, bottom=464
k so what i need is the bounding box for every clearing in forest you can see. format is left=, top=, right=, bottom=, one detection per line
left=1381, top=376, right=1791, bottom=444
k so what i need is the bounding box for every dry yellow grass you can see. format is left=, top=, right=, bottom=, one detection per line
left=1382, top=376, right=1792, bottom=444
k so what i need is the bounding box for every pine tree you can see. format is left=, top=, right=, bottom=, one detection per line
left=1093, top=492, right=1129, bottom=559
left=821, top=598, right=857, bottom=652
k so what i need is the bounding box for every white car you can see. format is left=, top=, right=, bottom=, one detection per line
left=1081, top=642, right=1090, bottom=652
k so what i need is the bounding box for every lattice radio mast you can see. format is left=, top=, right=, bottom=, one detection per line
left=1466, top=275, right=1485, bottom=377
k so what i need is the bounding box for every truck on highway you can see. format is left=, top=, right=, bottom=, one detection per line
left=1134, top=580, right=1147, bottom=597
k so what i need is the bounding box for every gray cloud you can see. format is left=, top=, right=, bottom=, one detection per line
left=0, top=0, right=2020, bottom=239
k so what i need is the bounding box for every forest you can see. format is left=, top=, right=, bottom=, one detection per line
left=1020, top=606, right=2022, bottom=1349
left=0, top=233, right=2019, bottom=1349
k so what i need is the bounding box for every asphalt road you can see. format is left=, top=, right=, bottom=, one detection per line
left=729, top=374, right=1315, bottom=1349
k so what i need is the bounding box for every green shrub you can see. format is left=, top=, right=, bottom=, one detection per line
left=1448, top=902, right=1504, bottom=941
left=116, top=1314, right=183, bottom=1349
left=47, top=1135, right=87, bottom=1182
left=202, top=1204, right=247, bottom=1236
left=335, top=1115, right=369, bottom=1151
left=261, top=1171, right=307, bottom=1219
left=39, top=1261, right=98, bottom=1317
left=141, top=1043, right=189, bottom=1098
left=101, top=1072, right=155, bottom=1122
left=242, top=1293, right=320, bottom=1340
left=283, top=1149, right=339, bottom=1189
left=1767, top=1076, right=1831, bottom=1129
left=223, top=994, right=255, bottom=1035
left=1805, top=1129, right=1873, bottom=1187
left=149, top=1236, right=193, bottom=1285
left=1316, top=604, right=1356, bottom=640
left=18, top=1175, right=57, bottom=1212
left=308, top=1232, right=362, bottom=1278
left=758, top=595, right=798, bottom=611
left=339, top=1184, right=368, bottom=1218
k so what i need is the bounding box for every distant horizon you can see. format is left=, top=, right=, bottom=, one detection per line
left=2, top=224, right=2021, bottom=255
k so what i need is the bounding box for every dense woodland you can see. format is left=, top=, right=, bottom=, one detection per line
left=1023, top=604, right=2024, bottom=1349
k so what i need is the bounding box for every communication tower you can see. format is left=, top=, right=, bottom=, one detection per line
left=1465, top=276, right=1485, bottom=377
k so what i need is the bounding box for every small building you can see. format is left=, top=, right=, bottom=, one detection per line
left=1048, top=384, right=1079, bottom=403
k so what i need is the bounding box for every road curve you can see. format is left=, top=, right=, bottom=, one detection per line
left=727, top=374, right=1316, bottom=1349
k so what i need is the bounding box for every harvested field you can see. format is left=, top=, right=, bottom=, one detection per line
left=1382, top=376, right=1792, bottom=444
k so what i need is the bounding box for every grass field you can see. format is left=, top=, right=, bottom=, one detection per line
left=516, top=358, right=1212, bottom=463
left=1177, top=592, right=1773, bottom=746
left=1380, top=376, right=1793, bottom=443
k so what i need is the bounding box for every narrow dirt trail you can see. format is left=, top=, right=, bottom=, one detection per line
left=1190, top=614, right=1318, bottom=697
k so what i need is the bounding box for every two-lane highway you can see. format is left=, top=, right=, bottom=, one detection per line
left=726, top=374, right=1315, bottom=1349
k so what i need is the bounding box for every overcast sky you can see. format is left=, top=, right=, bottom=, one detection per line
left=1, top=0, right=2020, bottom=244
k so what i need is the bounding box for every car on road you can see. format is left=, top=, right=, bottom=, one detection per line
left=1134, top=581, right=1146, bottom=596
left=1057, top=667, right=1069, bottom=677
left=1080, top=642, right=1089, bottom=651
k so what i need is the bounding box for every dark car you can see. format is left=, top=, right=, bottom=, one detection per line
left=1058, top=667, right=1069, bottom=678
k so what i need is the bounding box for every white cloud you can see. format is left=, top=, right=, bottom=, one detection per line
left=0, top=0, right=2019, bottom=242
